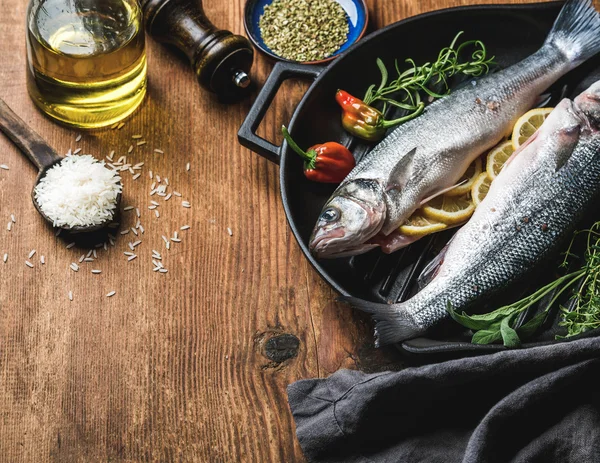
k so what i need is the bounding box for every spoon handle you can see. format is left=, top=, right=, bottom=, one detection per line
left=0, top=98, right=62, bottom=171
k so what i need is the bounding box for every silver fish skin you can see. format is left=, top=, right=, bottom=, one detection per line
left=310, top=0, right=600, bottom=259
left=343, top=81, right=600, bottom=346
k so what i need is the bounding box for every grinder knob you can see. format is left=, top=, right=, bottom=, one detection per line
left=142, top=0, right=254, bottom=101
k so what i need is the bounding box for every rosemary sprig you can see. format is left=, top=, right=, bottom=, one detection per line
left=363, top=31, right=495, bottom=116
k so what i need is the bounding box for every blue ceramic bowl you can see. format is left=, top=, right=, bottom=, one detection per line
left=244, top=0, right=369, bottom=64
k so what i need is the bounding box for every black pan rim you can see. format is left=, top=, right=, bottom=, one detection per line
left=279, top=0, right=565, bottom=298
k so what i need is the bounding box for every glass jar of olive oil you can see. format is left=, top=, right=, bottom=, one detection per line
left=26, top=0, right=147, bottom=129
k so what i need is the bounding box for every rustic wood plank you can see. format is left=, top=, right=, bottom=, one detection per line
left=0, top=0, right=587, bottom=461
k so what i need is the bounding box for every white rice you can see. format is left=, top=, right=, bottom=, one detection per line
left=25, top=261, right=34, bottom=268
left=106, top=291, right=116, bottom=297
left=34, top=155, right=122, bottom=228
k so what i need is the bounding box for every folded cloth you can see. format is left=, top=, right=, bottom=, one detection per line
left=287, top=336, right=600, bottom=463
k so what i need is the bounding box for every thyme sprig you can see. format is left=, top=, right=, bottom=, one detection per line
left=558, top=222, right=600, bottom=338
left=363, top=31, right=495, bottom=117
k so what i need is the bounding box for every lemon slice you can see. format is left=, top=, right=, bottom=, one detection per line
left=471, top=172, right=492, bottom=206
left=486, top=140, right=514, bottom=180
left=446, top=157, right=483, bottom=196
left=421, top=194, right=476, bottom=225
left=399, top=212, right=448, bottom=237
left=511, top=107, right=554, bottom=149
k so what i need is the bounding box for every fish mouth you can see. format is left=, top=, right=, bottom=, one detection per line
left=310, top=228, right=379, bottom=258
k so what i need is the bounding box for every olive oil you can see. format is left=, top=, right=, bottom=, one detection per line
left=26, top=0, right=147, bottom=129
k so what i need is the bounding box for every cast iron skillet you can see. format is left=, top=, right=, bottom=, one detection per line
left=238, top=1, right=600, bottom=358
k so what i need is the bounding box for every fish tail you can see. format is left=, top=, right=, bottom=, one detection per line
left=339, top=296, right=425, bottom=347
left=545, top=0, right=600, bottom=65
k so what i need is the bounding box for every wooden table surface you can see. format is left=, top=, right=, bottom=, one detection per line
left=0, top=0, right=569, bottom=461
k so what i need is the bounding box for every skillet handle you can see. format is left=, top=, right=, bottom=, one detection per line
left=238, top=62, right=325, bottom=164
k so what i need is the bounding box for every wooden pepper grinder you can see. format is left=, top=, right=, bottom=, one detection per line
left=142, top=0, right=254, bottom=101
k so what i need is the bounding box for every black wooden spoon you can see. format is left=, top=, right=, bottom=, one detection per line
left=0, top=98, right=121, bottom=233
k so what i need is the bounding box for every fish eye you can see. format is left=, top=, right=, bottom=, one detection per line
left=320, top=207, right=340, bottom=223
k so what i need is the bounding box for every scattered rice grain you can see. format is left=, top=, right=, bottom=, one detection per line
left=3, top=253, right=7, bottom=263
left=66, top=242, right=75, bottom=249
left=132, top=174, right=141, bottom=180
left=68, top=290, right=73, bottom=301
left=40, top=255, right=45, bottom=264
left=25, top=260, right=34, bottom=268
left=155, top=210, right=160, bottom=218
left=154, top=149, right=164, bottom=154
left=92, top=269, right=101, bottom=274
left=70, top=263, right=79, bottom=272
left=10, top=214, right=15, bottom=223
left=0, top=164, right=9, bottom=170
left=106, top=291, right=116, bottom=297
left=128, top=255, right=137, bottom=261
left=227, top=227, right=233, bottom=236
left=181, top=225, right=190, bottom=230
left=75, top=134, right=82, bottom=142
left=186, top=162, right=190, bottom=171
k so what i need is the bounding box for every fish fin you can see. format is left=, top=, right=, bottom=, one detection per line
left=504, top=130, right=540, bottom=169
left=535, top=93, right=552, bottom=108
left=418, top=180, right=468, bottom=207
left=544, top=0, right=600, bottom=66
left=338, top=296, right=424, bottom=346
left=386, top=148, right=418, bottom=192
left=417, top=240, right=453, bottom=289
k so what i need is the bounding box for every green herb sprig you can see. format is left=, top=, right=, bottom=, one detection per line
left=446, top=221, right=600, bottom=347
left=363, top=31, right=495, bottom=118
left=558, top=222, right=600, bottom=338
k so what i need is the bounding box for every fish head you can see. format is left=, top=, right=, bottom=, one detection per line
left=574, top=81, right=600, bottom=129
left=309, top=179, right=386, bottom=258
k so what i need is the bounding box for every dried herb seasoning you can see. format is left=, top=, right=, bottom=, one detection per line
left=259, top=0, right=349, bottom=62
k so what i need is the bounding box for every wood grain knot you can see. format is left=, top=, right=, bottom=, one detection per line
left=263, top=334, right=300, bottom=363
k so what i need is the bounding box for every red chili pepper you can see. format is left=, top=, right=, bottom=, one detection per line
left=281, top=126, right=355, bottom=183
left=335, top=90, right=424, bottom=142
